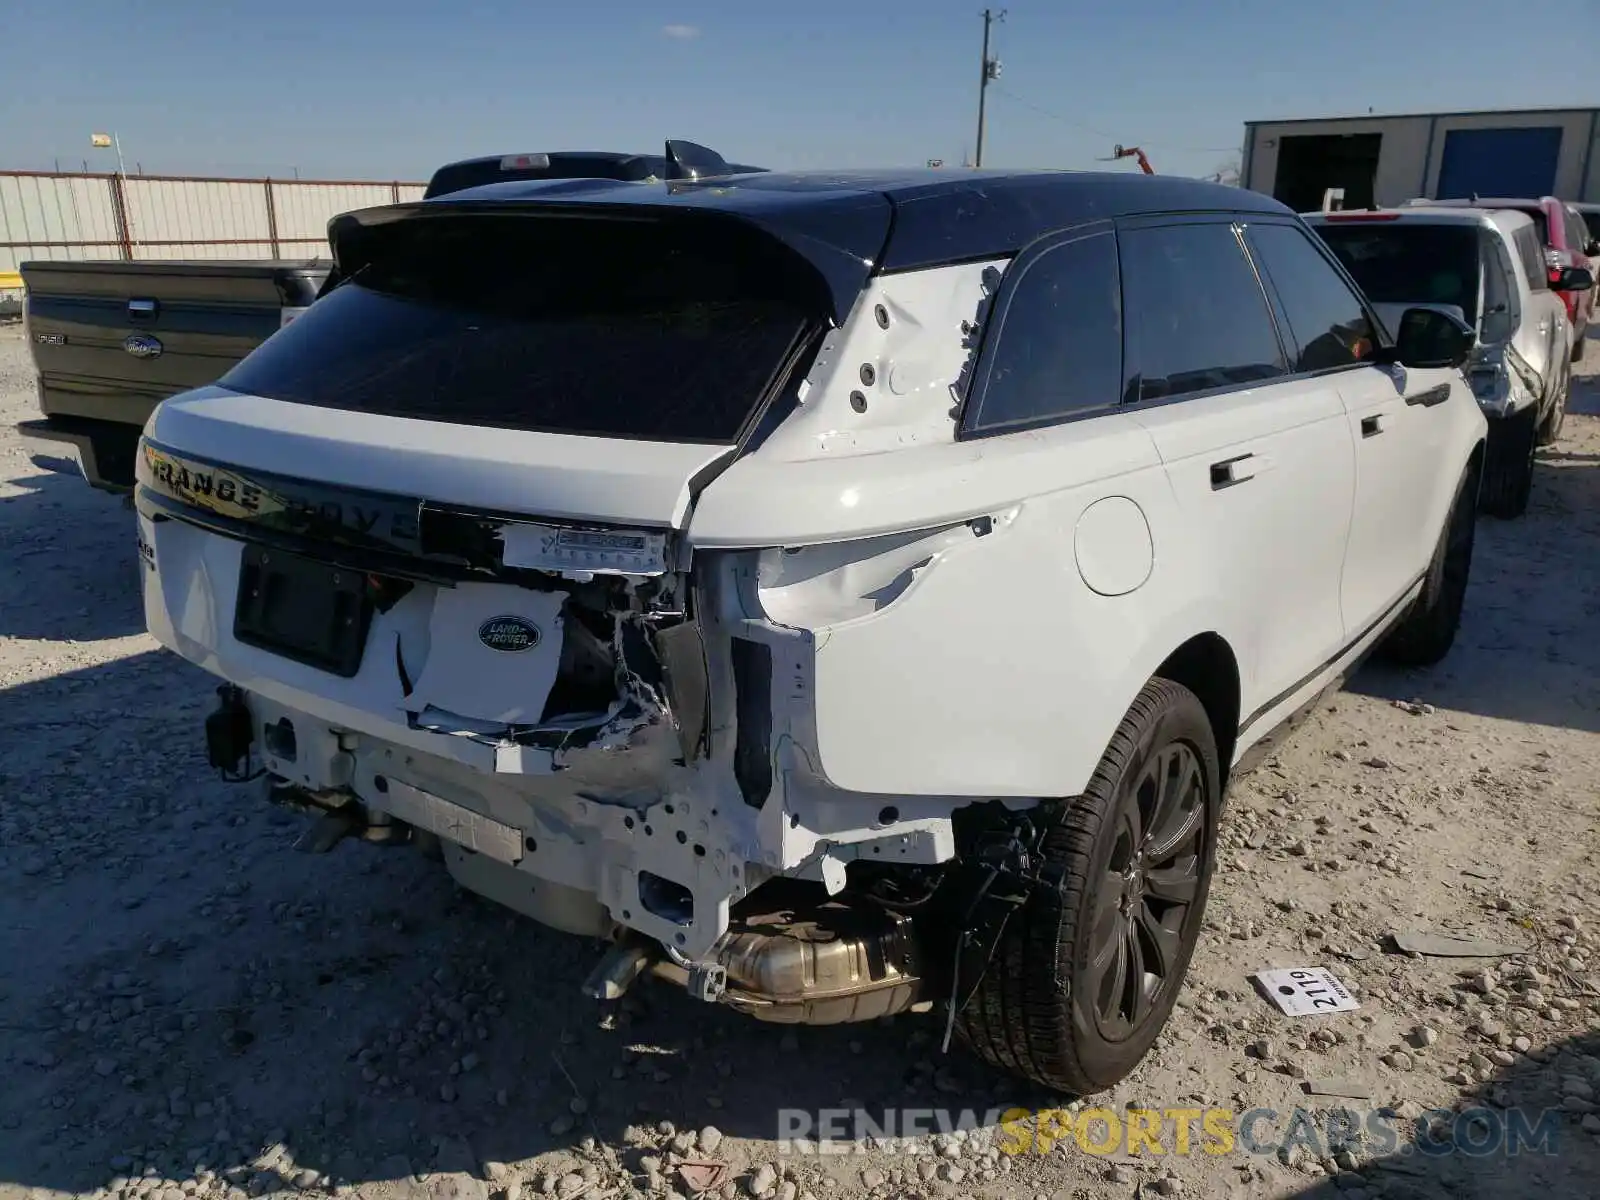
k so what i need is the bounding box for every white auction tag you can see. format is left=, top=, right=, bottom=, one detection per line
left=1252, top=967, right=1360, bottom=1017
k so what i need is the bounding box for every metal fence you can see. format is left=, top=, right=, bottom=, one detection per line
left=0, top=170, right=428, bottom=273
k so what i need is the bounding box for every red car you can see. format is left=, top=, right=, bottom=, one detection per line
left=1414, top=196, right=1599, bottom=359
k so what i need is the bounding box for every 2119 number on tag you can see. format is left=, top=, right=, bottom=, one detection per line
left=1252, top=967, right=1361, bottom=1017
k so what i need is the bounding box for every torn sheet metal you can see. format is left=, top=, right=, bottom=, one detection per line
left=1252, top=967, right=1360, bottom=1017
left=499, top=521, right=669, bottom=577
left=543, top=613, right=684, bottom=780
left=404, top=584, right=566, bottom=725
left=409, top=603, right=689, bottom=790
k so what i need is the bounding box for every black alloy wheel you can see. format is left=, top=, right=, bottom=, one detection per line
left=1088, top=741, right=1205, bottom=1041
left=957, top=677, right=1220, bottom=1094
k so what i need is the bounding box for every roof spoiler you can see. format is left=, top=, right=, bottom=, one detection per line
left=421, top=139, right=760, bottom=199
left=323, top=194, right=881, bottom=325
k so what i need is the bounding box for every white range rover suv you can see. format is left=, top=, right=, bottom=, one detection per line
left=134, top=154, right=1487, bottom=1094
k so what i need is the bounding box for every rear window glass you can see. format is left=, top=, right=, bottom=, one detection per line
left=1509, top=207, right=1549, bottom=245
left=1314, top=222, right=1481, bottom=326
left=219, top=215, right=819, bottom=444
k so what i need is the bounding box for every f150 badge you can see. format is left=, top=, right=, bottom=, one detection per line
left=478, top=616, right=541, bottom=653
left=124, top=333, right=163, bottom=359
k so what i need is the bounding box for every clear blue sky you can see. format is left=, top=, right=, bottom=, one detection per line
left=1, top=0, right=1589, bottom=183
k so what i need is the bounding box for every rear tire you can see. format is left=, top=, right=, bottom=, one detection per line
left=1382, top=460, right=1478, bottom=668
left=1480, top=407, right=1537, bottom=518
left=957, top=678, right=1219, bottom=1095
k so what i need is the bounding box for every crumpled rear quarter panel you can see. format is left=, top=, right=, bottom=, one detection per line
left=741, top=419, right=1228, bottom=800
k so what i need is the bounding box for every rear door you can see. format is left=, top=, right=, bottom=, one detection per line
left=20, top=260, right=324, bottom=429
left=1511, top=223, right=1568, bottom=391
left=1117, top=216, right=1354, bottom=717
left=1244, top=219, right=1445, bottom=632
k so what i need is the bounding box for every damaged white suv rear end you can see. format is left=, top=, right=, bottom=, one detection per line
left=137, top=164, right=1485, bottom=1095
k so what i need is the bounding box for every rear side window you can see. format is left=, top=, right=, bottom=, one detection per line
left=1119, top=222, right=1285, bottom=402
left=965, top=230, right=1122, bottom=433
left=1565, top=207, right=1591, bottom=253
left=1245, top=222, right=1377, bottom=373
left=1582, top=210, right=1600, bottom=243
left=1514, top=226, right=1550, bottom=291
left=219, top=214, right=820, bottom=443
left=1480, top=231, right=1516, bottom=343
left=1514, top=206, right=1551, bottom=245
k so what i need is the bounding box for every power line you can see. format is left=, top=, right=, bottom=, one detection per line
left=989, top=83, right=1241, bottom=157
left=989, top=83, right=1118, bottom=142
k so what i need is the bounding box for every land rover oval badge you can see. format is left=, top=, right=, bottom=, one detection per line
left=478, top=615, right=541, bottom=652
left=124, top=333, right=163, bottom=359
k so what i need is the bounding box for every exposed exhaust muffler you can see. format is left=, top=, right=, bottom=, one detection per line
left=581, top=884, right=933, bottom=1024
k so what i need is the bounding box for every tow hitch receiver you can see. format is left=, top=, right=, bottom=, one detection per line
left=264, top=779, right=412, bottom=852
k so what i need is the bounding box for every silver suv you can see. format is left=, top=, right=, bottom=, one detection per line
left=1306, top=206, right=1590, bottom=518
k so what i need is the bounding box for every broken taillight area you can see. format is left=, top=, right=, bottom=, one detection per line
left=399, top=567, right=707, bottom=772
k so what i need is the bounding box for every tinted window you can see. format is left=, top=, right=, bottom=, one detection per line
left=1120, top=222, right=1284, bottom=402
left=221, top=214, right=817, bottom=443
left=968, top=231, right=1122, bottom=431
left=1582, top=210, right=1600, bottom=243
left=1247, top=222, right=1377, bottom=372
left=1314, top=221, right=1481, bottom=326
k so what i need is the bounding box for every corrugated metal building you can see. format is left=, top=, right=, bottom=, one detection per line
left=0, top=171, right=426, bottom=273
left=1241, top=107, right=1600, bottom=212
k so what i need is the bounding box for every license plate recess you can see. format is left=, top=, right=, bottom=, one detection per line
left=233, top=544, right=373, bottom=678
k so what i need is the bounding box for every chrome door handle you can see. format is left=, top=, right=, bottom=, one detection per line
left=1404, top=383, right=1452, bottom=408
left=1210, top=453, right=1258, bottom=490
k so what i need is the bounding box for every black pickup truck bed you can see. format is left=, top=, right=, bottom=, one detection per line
left=17, top=258, right=327, bottom=491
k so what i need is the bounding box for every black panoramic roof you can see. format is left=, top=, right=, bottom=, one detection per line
left=336, top=168, right=1293, bottom=323
left=427, top=168, right=1288, bottom=264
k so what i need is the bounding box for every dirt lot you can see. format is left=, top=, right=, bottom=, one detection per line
left=1, top=321, right=1597, bottom=1200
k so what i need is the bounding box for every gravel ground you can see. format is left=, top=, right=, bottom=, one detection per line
left=1, top=319, right=1597, bottom=1200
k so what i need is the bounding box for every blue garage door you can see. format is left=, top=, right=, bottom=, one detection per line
left=1435, top=127, right=1562, bottom=198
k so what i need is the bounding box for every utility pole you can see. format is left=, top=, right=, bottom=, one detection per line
left=974, top=9, right=1005, bottom=168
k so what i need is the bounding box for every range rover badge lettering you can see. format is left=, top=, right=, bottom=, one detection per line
left=124, top=333, right=163, bottom=359
left=477, top=615, right=541, bottom=653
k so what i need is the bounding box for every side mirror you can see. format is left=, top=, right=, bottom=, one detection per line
left=1384, top=306, right=1475, bottom=370
left=1551, top=266, right=1595, bottom=293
